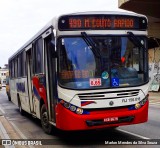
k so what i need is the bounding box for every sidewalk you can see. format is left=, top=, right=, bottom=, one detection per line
left=0, top=111, right=26, bottom=148
left=149, top=91, right=160, bottom=98
left=0, top=116, right=21, bottom=139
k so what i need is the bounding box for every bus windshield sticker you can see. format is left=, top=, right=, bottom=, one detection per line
left=102, top=71, right=109, bottom=79
left=111, top=78, right=119, bottom=87
left=89, top=78, right=102, bottom=86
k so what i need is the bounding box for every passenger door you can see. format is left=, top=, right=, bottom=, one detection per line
left=26, top=46, right=34, bottom=113
left=43, top=30, right=57, bottom=123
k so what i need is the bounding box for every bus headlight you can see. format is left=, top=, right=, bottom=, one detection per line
left=70, top=105, right=76, bottom=112
left=64, top=102, right=70, bottom=108
left=76, top=108, right=83, bottom=114
left=139, top=95, right=148, bottom=106
left=135, top=95, right=148, bottom=109
left=59, top=99, right=89, bottom=115
left=129, top=95, right=148, bottom=110
left=135, top=103, right=141, bottom=109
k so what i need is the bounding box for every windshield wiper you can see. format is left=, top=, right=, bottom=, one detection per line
left=81, top=32, right=101, bottom=57
left=127, top=31, right=145, bottom=49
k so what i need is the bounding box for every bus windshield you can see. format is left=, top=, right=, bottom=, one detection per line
left=58, top=35, right=148, bottom=89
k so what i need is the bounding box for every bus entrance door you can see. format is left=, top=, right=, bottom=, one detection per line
left=44, top=35, right=57, bottom=123
left=26, top=47, right=35, bottom=114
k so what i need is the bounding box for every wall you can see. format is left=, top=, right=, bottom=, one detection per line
left=149, top=47, right=160, bottom=91
left=148, top=23, right=160, bottom=39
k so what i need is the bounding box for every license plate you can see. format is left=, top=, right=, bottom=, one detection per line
left=104, top=117, right=118, bottom=122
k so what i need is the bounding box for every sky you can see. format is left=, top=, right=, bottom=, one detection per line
left=0, top=0, right=122, bottom=68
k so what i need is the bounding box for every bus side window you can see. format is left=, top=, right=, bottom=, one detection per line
left=34, top=38, right=43, bottom=74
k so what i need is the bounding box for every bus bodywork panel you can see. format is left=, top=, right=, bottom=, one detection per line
left=10, top=78, right=31, bottom=113
left=56, top=84, right=149, bottom=130
left=58, top=84, right=149, bottom=109
left=55, top=100, right=148, bottom=131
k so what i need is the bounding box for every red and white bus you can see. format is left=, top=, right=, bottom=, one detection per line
left=9, top=11, right=149, bottom=134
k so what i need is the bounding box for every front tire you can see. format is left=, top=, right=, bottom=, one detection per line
left=40, top=104, right=53, bottom=134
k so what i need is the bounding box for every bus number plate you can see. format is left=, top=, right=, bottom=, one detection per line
left=89, top=78, right=101, bottom=86
left=104, top=117, right=118, bottom=122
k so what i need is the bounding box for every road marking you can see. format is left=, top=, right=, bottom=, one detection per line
left=0, top=105, right=5, bottom=114
left=0, top=121, right=15, bottom=148
left=0, top=122, right=10, bottom=139
left=10, top=121, right=28, bottom=139
left=117, top=129, right=150, bottom=139
left=10, top=121, right=35, bottom=148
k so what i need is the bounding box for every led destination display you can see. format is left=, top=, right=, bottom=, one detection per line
left=58, top=14, right=147, bottom=30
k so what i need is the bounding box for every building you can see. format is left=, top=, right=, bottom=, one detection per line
left=0, top=68, right=9, bottom=87
left=119, top=0, right=160, bottom=91
left=118, top=0, right=160, bottom=38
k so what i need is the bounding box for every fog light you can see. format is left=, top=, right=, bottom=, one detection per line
left=135, top=103, right=141, bottom=109
left=76, top=108, right=83, bottom=114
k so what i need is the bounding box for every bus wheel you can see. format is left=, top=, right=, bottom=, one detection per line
left=8, top=95, right=11, bottom=101
left=18, top=97, right=25, bottom=115
left=40, top=104, right=53, bottom=134
left=8, top=96, right=11, bottom=101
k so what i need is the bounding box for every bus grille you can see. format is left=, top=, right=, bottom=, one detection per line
left=78, top=90, right=140, bottom=100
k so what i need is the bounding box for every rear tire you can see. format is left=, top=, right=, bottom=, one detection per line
left=8, top=97, right=11, bottom=101
left=8, top=94, right=11, bottom=101
left=18, top=97, right=25, bottom=115
left=40, top=104, right=53, bottom=134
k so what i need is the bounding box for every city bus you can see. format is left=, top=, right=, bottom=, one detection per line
left=0, top=78, right=2, bottom=89
left=6, top=71, right=11, bottom=101
left=9, top=11, right=149, bottom=134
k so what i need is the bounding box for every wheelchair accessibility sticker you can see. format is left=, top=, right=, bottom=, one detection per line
left=111, top=78, right=119, bottom=87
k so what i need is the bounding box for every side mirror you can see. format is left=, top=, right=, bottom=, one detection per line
left=48, top=40, right=57, bottom=58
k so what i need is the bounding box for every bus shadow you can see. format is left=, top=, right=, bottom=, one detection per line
left=13, top=109, right=42, bottom=127
left=53, top=128, right=128, bottom=145
left=13, top=109, right=133, bottom=146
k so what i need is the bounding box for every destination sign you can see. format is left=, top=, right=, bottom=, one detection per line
left=58, top=15, right=147, bottom=31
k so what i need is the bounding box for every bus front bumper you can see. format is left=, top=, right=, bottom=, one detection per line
left=55, top=101, right=149, bottom=131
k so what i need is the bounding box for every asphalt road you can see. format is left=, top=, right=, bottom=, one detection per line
left=0, top=87, right=160, bottom=148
